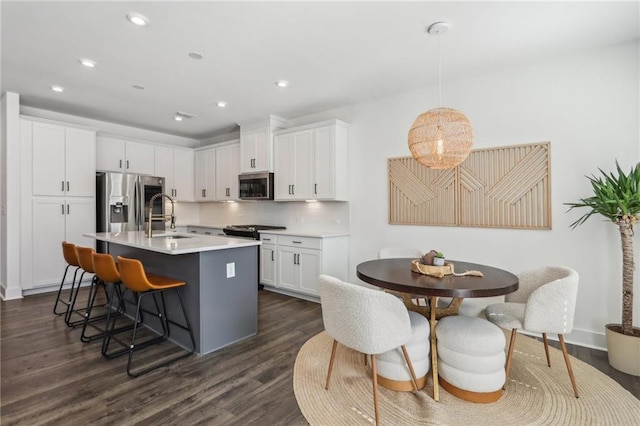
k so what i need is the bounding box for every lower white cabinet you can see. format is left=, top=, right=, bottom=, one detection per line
left=31, top=196, right=95, bottom=287
left=260, top=233, right=348, bottom=298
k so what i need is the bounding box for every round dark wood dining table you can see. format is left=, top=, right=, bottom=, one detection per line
left=356, top=258, right=519, bottom=402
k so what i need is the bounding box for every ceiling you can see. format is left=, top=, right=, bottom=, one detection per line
left=2, top=1, right=638, bottom=140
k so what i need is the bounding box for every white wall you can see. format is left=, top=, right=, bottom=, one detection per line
left=287, top=41, right=640, bottom=349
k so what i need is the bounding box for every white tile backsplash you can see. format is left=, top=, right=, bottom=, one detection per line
left=198, top=201, right=350, bottom=232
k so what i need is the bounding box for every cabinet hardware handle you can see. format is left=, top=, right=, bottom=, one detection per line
left=205, top=231, right=211, bottom=235
left=61, top=204, right=65, bottom=215
left=190, top=230, right=197, bottom=233
left=292, top=184, right=295, bottom=195
left=293, top=254, right=297, bottom=265
left=126, top=160, right=130, bottom=169
left=67, top=204, right=70, bottom=214
left=263, top=238, right=271, bottom=241
left=67, top=181, right=70, bottom=192
left=314, top=183, right=317, bottom=194
left=271, top=251, right=274, bottom=261
left=292, top=241, right=302, bottom=244
left=202, top=189, right=206, bottom=197
left=119, top=159, right=122, bottom=169
left=61, top=181, right=65, bottom=192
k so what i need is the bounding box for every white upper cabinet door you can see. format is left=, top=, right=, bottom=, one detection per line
left=313, top=125, right=336, bottom=200
left=292, top=130, right=314, bottom=199
left=96, top=137, right=125, bottom=172
left=32, top=122, right=66, bottom=196
left=154, top=145, right=174, bottom=192
left=240, top=128, right=258, bottom=173
left=195, top=148, right=215, bottom=201
left=253, top=126, right=271, bottom=172
left=124, top=141, right=155, bottom=175
left=64, top=128, right=96, bottom=197
left=274, top=133, right=295, bottom=200
left=173, top=149, right=195, bottom=201
left=215, top=143, right=239, bottom=200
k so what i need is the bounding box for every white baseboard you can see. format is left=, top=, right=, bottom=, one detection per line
left=262, top=285, right=320, bottom=304
left=0, top=283, right=24, bottom=300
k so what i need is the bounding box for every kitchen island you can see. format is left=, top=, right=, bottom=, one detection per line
left=84, top=231, right=261, bottom=355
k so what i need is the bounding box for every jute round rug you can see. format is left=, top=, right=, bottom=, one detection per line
left=294, top=331, right=640, bottom=425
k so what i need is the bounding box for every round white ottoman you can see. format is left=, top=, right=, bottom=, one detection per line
left=374, top=311, right=431, bottom=391
left=436, top=315, right=506, bottom=402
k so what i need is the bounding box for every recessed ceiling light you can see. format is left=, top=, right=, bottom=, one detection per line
left=79, top=58, right=96, bottom=68
left=216, top=101, right=227, bottom=108
left=132, top=84, right=145, bottom=90
left=51, top=85, right=64, bottom=93
left=188, top=52, right=204, bottom=60
left=174, top=111, right=197, bottom=122
left=275, top=80, right=289, bottom=88
left=127, top=13, right=148, bottom=26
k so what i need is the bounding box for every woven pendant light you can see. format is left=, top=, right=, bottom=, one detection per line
left=408, top=22, right=473, bottom=169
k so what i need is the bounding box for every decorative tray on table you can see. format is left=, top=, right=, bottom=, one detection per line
left=410, top=259, right=484, bottom=278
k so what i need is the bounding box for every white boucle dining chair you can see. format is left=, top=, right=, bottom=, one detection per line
left=485, top=266, right=580, bottom=398
left=318, top=274, right=420, bottom=426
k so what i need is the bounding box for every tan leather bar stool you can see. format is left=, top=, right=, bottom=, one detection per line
left=104, top=256, right=195, bottom=377
left=66, top=246, right=108, bottom=331
left=53, top=241, right=82, bottom=316
left=92, top=253, right=134, bottom=358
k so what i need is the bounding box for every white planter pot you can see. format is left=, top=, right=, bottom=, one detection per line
left=433, top=257, right=445, bottom=266
left=605, top=323, right=640, bottom=376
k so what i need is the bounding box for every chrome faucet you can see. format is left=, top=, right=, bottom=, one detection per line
left=146, top=193, right=176, bottom=237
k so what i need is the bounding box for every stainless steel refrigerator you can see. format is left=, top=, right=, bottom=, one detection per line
left=96, top=172, right=165, bottom=252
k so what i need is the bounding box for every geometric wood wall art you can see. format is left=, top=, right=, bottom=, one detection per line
left=388, top=142, right=551, bottom=229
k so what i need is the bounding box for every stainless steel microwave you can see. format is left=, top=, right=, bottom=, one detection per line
left=239, top=172, right=274, bottom=200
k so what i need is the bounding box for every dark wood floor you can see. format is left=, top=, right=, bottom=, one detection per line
left=1, top=289, right=638, bottom=425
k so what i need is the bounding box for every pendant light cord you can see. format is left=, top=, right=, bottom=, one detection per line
left=437, top=29, right=442, bottom=107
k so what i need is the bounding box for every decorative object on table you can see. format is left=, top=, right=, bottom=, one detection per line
left=294, top=330, right=640, bottom=425
left=407, top=21, right=473, bottom=169
left=318, top=275, right=421, bottom=426
left=411, top=259, right=483, bottom=278
left=565, top=161, right=640, bottom=376
left=433, top=251, right=446, bottom=266
left=389, top=142, right=551, bottom=229
left=485, top=266, right=580, bottom=398
left=435, top=315, right=506, bottom=403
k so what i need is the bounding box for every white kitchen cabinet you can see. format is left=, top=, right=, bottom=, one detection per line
left=215, top=142, right=240, bottom=200
left=96, top=136, right=154, bottom=175
left=259, top=233, right=278, bottom=286
left=263, top=233, right=348, bottom=298
left=32, top=121, right=96, bottom=197
left=154, top=146, right=195, bottom=201
left=273, top=120, right=349, bottom=201
left=273, top=130, right=314, bottom=200
left=31, top=196, right=95, bottom=287
left=239, top=116, right=286, bottom=173
left=194, top=147, right=216, bottom=201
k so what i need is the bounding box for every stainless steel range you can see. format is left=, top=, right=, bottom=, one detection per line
left=223, top=224, right=286, bottom=240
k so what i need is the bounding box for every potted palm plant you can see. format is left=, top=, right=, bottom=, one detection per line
left=566, top=161, right=640, bottom=376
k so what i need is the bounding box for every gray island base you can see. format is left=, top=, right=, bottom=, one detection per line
left=86, top=232, right=260, bottom=356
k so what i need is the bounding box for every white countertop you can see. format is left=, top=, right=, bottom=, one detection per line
left=84, top=231, right=261, bottom=255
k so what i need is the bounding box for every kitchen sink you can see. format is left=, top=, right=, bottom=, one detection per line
left=152, top=234, right=192, bottom=239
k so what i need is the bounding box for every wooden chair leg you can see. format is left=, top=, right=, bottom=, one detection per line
left=371, top=355, right=380, bottom=426
left=325, top=339, right=338, bottom=390
left=504, top=328, right=518, bottom=388
left=558, top=334, right=579, bottom=398
left=542, top=333, right=551, bottom=367
left=400, top=345, right=419, bottom=391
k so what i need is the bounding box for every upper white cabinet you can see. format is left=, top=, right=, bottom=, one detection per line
left=96, top=136, right=154, bottom=175
left=154, top=146, right=195, bottom=201
left=32, top=121, right=96, bottom=197
left=273, top=119, right=349, bottom=201
left=239, top=116, right=286, bottom=173
left=215, top=142, right=240, bottom=200
left=194, top=147, right=216, bottom=201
